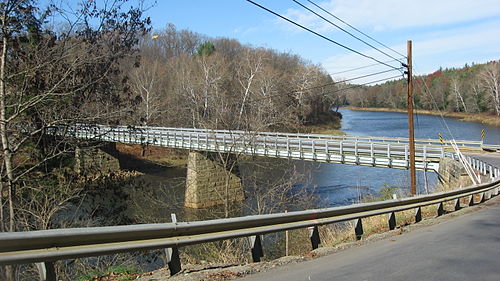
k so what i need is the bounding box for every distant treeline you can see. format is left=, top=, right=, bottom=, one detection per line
left=126, top=24, right=344, bottom=131
left=345, top=61, right=500, bottom=116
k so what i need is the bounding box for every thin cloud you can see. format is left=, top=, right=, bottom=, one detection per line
left=284, top=0, right=500, bottom=32
left=324, top=20, right=500, bottom=83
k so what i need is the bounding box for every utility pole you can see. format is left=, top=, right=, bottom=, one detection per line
left=406, top=40, right=416, bottom=195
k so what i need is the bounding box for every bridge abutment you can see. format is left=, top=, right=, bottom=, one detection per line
left=437, top=157, right=473, bottom=190
left=74, top=143, right=121, bottom=174
left=185, top=152, right=244, bottom=208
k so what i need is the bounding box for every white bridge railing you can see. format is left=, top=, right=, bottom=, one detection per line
left=50, top=124, right=453, bottom=171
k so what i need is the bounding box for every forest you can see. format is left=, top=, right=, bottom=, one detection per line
left=127, top=24, right=343, bottom=131
left=0, top=1, right=343, bottom=280
left=346, top=61, right=500, bottom=117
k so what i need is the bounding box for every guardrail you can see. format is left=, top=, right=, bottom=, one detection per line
left=1, top=178, right=499, bottom=280
left=49, top=124, right=447, bottom=171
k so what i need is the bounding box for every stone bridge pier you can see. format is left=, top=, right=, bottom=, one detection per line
left=437, top=157, right=484, bottom=189
left=184, top=151, right=244, bottom=208
left=74, top=142, right=121, bottom=174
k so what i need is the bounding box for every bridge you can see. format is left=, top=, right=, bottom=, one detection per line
left=58, top=124, right=454, bottom=170
left=0, top=124, right=497, bottom=281
left=50, top=124, right=499, bottom=208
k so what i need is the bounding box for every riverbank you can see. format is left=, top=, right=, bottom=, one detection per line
left=345, top=106, right=500, bottom=127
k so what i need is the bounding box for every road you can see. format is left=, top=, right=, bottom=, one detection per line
left=465, top=152, right=500, bottom=169
left=238, top=197, right=500, bottom=281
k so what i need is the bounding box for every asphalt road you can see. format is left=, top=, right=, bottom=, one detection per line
left=239, top=197, right=500, bottom=281
left=465, top=152, right=500, bottom=169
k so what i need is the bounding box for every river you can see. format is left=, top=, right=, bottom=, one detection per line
left=58, top=109, right=498, bottom=273
left=295, top=108, right=500, bottom=206
left=66, top=109, right=499, bottom=226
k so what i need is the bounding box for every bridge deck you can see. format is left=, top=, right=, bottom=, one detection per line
left=54, top=125, right=446, bottom=171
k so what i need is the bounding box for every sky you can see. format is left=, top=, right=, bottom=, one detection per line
left=45, top=0, right=500, bottom=84
left=141, top=0, right=500, bottom=84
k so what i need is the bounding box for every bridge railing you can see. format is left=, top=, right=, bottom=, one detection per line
left=1, top=178, right=498, bottom=278
left=49, top=124, right=446, bottom=170
left=106, top=124, right=483, bottom=147
left=51, top=124, right=499, bottom=175
left=449, top=153, right=500, bottom=180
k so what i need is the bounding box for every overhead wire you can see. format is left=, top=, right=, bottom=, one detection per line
left=245, top=0, right=402, bottom=72
left=292, top=0, right=404, bottom=64
left=248, top=73, right=404, bottom=104
left=299, top=68, right=403, bottom=93
left=330, top=58, right=402, bottom=75
left=305, top=0, right=407, bottom=59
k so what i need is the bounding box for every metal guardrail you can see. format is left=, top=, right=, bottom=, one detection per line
left=0, top=179, right=499, bottom=278
left=49, top=124, right=447, bottom=171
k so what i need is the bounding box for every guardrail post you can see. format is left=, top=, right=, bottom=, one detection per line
left=299, top=139, right=303, bottom=159
left=370, top=143, right=375, bottom=166
left=275, top=138, right=278, bottom=157
left=36, top=262, right=56, bottom=281
left=388, top=212, right=396, bottom=230
left=485, top=191, right=492, bottom=201
left=340, top=141, right=344, bottom=163
left=286, top=138, right=290, bottom=158
left=249, top=235, right=264, bottom=262
left=326, top=141, right=330, bottom=162
left=165, top=214, right=182, bottom=275
left=437, top=202, right=444, bottom=217
left=405, top=145, right=409, bottom=168
left=312, top=140, right=316, bottom=160
left=453, top=199, right=461, bottom=211
left=165, top=247, right=182, bottom=276
left=479, top=192, right=486, bottom=203
left=415, top=207, right=422, bottom=223
left=309, top=226, right=321, bottom=250
left=354, top=218, right=363, bottom=240
left=467, top=195, right=474, bottom=206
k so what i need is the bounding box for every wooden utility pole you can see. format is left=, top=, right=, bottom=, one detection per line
left=407, top=40, right=416, bottom=195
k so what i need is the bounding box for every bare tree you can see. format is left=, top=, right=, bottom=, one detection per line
left=130, top=57, right=165, bottom=126
left=449, top=76, right=468, bottom=112
left=479, top=63, right=500, bottom=116
left=0, top=1, right=149, bottom=279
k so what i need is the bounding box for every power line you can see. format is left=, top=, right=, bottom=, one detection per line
left=330, top=59, right=402, bottom=76
left=245, top=0, right=402, bottom=72
left=269, top=68, right=402, bottom=100
left=305, top=0, right=407, bottom=59
left=292, top=0, right=404, bottom=64
left=249, top=73, right=404, bottom=104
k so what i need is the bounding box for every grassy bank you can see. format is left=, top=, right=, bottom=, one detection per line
left=345, top=106, right=500, bottom=127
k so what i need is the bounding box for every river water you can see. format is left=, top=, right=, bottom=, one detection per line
left=296, top=109, right=500, bottom=206
left=57, top=109, right=498, bottom=273
left=66, top=109, right=499, bottom=226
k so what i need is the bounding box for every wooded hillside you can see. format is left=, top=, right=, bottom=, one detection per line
left=346, top=61, right=500, bottom=116
left=126, top=24, right=343, bottom=131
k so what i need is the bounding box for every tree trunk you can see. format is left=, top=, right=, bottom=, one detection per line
left=1, top=12, right=17, bottom=281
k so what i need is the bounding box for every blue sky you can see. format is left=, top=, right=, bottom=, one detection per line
left=142, top=0, right=500, bottom=83
left=45, top=0, right=500, bottom=83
